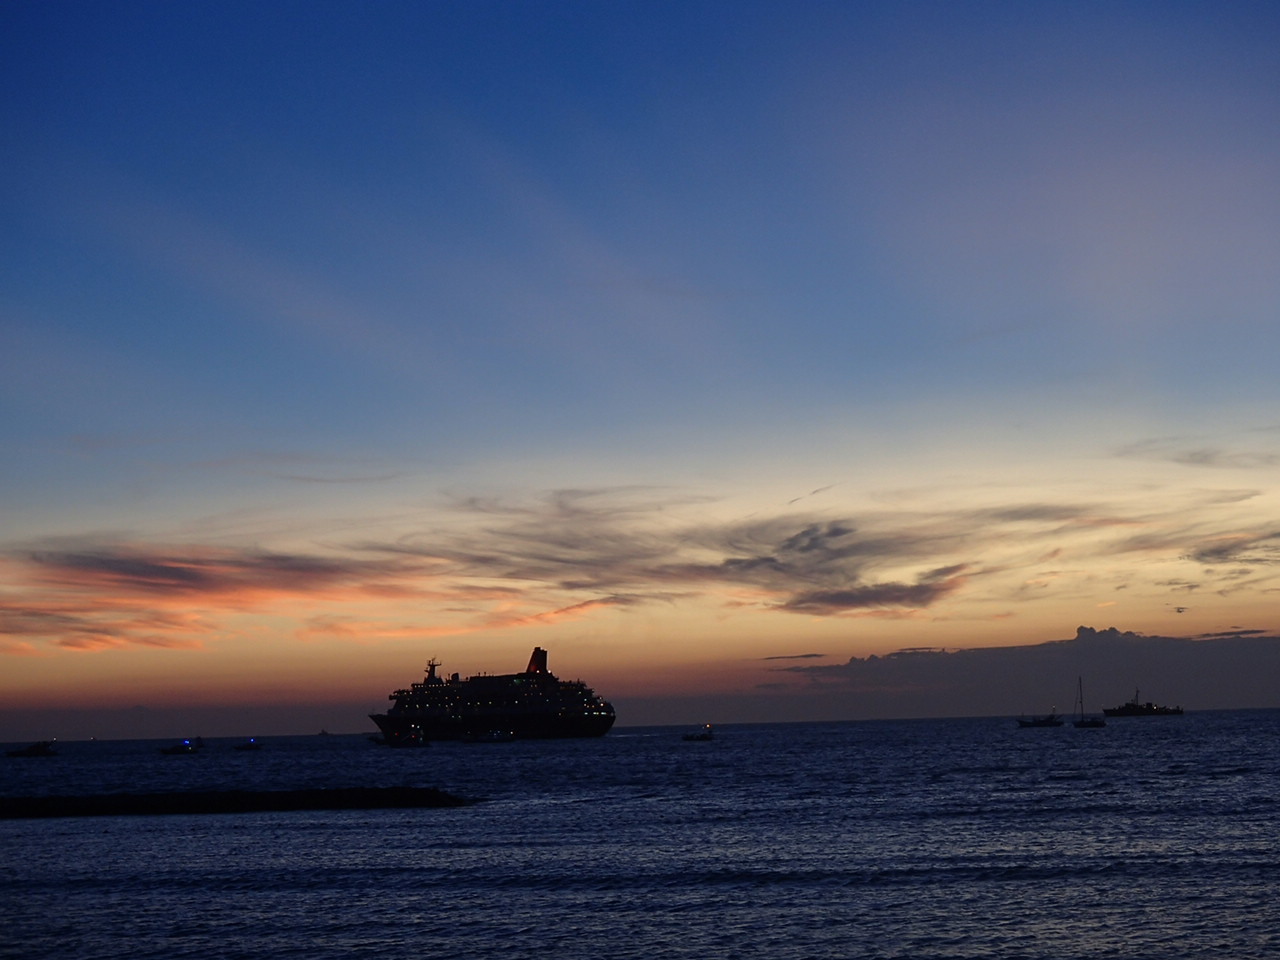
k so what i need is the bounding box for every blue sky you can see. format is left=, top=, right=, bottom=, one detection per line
left=3, top=1, right=1280, bottom=737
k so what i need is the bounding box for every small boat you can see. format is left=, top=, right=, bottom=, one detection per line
left=1017, top=711, right=1063, bottom=728
left=682, top=724, right=715, bottom=741
left=1073, top=677, right=1107, bottom=728
left=6, top=740, right=58, bottom=758
left=233, top=738, right=262, bottom=751
left=160, top=739, right=201, bottom=755
left=1103, top=688, right=1183, bottom=717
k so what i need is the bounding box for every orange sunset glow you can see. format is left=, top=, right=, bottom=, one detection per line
left=5, top=1, right=1280, bottom=741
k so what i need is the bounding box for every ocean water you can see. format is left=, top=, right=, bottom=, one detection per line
left=2, top=711, right=1278, bottom=959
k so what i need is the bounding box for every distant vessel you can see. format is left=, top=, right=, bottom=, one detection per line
left=1017, top=710, right=1064, bottom=728
left=1103, top=688, right=1183, bottom=717
left=1073, top=677, right=1107, bottom=728
left=6, top=740, right=57, bottom=758
left=370, top=647, right=616, bottom=745
left=682, top=724, right=714, bottom=741
left=462, top=729, right=517, bottom=743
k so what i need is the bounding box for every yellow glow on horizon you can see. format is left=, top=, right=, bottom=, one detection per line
left=4, top=442, right=1280, bottom=731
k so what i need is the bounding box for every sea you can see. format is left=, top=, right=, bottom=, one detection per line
left=2, top=711, right=1277, bottom=960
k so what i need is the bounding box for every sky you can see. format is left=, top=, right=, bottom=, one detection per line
left=3, top=1, right=1280, bottom=740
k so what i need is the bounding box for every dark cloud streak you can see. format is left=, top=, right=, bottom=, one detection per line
left=781, top=574, right=966, bottom=616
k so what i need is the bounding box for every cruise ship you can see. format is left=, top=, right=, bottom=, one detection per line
left=370, top=647, right=616, bottom=745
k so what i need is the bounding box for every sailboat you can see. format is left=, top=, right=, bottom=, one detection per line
left=1073, top=677, right=1106, bottom=728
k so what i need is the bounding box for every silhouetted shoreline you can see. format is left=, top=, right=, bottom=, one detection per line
left=0, top=786, right=472, bottom=819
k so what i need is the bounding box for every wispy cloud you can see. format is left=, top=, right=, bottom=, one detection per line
left=0, top=639, right=45, bottom=657
left=4, top=484, right=1280, bottom=655
left=2, top=545, right=442, bottom=653
left=0, top=598, right=210, bottom=652
left=1186, top=531, right=1280, bottom=566
left=24, top=546, right=427, bottom=601
left=1117, top=436, right=1280, bottom=470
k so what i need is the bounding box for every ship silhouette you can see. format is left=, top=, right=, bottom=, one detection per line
left=370, top=647, right=615, bottom=745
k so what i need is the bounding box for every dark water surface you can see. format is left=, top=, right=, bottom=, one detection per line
left=3, top=711, right=1278, bottom=959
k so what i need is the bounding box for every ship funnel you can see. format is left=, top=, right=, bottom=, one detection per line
left=526, top=647, right=549, bottom=674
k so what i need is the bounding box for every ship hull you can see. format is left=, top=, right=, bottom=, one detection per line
left=1102, top=705, right=1183, bottom=717
left=370, top=709, right=615, bottom=745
